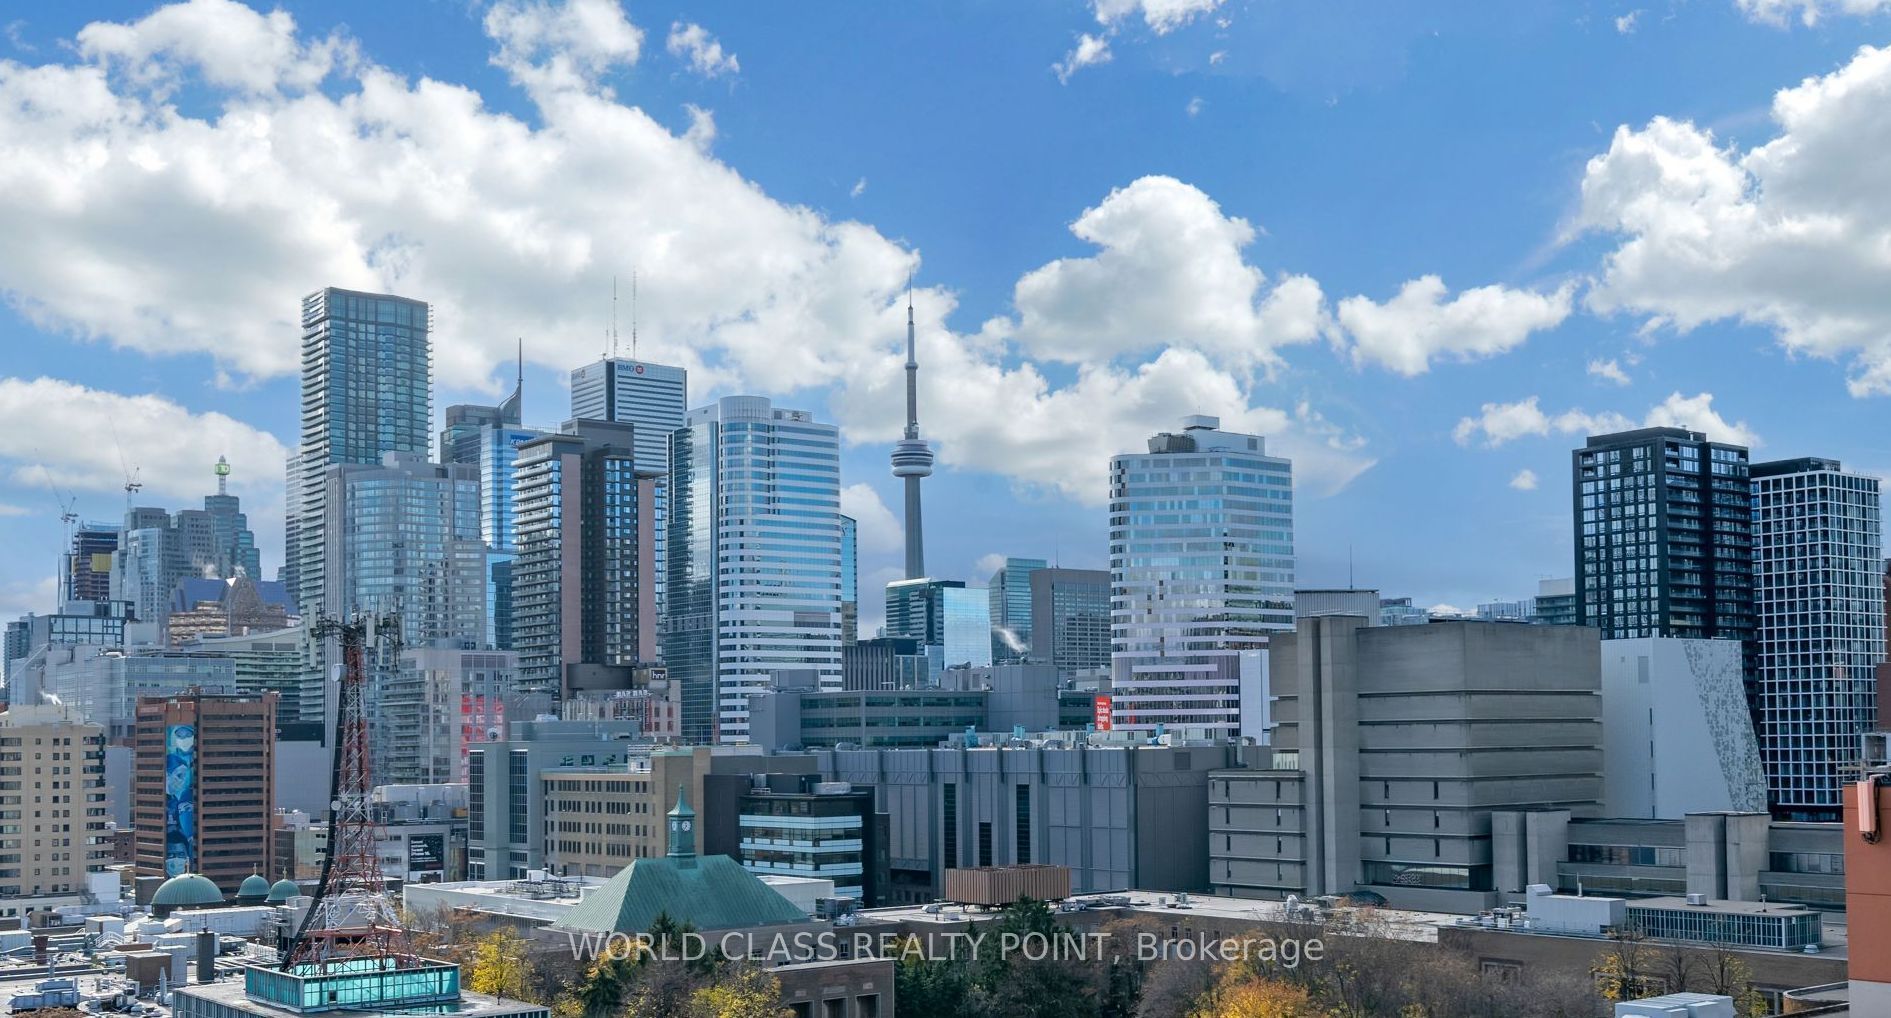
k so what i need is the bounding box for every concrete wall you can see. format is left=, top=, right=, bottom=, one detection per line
left=1601, top=638, right=1767, bottom=818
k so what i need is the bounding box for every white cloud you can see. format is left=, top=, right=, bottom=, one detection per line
left=1335, top=275, right=1575, bottom=376
left=1208, top=50, right=1226, bottom=65
left=665, top=21, right=738, bottom=78
left=834, top=342, right=1376, bottom=505
left=986, top=176, right=1328, bottom=374
left=0, top=2, right=1382, bottom=522
left=1615, top=10, right=1643, bottom=33
left=975, top=553, right=1008, bottom=577
left=485, top=0, right=641, bottom=95
left=1093, top=0, right=1225, bottom=34
left=1509, top=468, right=1539, bottom=491
left=1735, top=0, right=1891, bottom=26
left=1453, top=391, right=1758, bottom=448
left=850, top=177, right=867, bottom=198
left=76, top=0, right=351, bottom=96
left=839, top=483, right=902, bottom=554
left=1577, top=45, right=1891, bottom=396
left=0, top=377, right=288, bottom=501
left=1054, top=33, right=1112, bottom=83
left=0, top=377, right=290, bottom=568
left=0, top=574, right=58, bottom=624
left=0, top=503, right=28, bottom=517
left=1587, top=358, right=1631, bottom=385
left=1186, top=96, right=1204, bottom=117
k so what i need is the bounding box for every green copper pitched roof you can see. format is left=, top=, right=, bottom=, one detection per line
left=556, top=855, right=808, bottom=934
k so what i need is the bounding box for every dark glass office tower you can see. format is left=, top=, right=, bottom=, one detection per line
left=1572, top=427, right=1752, bottom=640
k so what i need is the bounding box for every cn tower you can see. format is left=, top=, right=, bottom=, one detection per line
left=889, top=287, right=933, bottom=579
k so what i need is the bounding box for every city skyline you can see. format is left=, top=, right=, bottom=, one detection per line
left=3, top=3, right=1891, bottom=638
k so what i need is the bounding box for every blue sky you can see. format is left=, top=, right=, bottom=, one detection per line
left=1, top=0, right=1889, bottom=631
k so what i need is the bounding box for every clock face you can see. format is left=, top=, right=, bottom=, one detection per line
left=680, top=820, right=692, bottom=832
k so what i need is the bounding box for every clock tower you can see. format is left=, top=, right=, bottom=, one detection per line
left=666, top=783, right=697, bottom=862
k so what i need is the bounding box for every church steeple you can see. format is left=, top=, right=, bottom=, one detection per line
left=666, top=783, right=697, bottom=862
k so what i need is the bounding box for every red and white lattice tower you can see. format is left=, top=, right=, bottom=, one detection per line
left=281, top=611, right=418, bottom=970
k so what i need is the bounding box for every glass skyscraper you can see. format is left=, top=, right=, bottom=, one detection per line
left=109, top=462, right=264, bottom=625
left=512, top=420, right=660, bottom=697
left=569, top=358, right=687, bottom=476
left=1751, top=457, right=1883, bottom=820
left=286, top=288, right=432, bottom=612
left=440, top=381, right=547, bottom=650
left=884, top=578, right=964, bottom=646
left=1029, top=567, right=1112, bottom=679
left=840, top=515, right=858, bottom=646
left=1571, top=427, right=1753, bottom=640
left=1109, top=415, right=1294, bottom=737
left=940, top=586, right=993, bottom=669
left=320, top=453, right=485, bottom=646
left=987, top=557, right=1046, bottom=663
left=664, top=396, right=842, bottom=743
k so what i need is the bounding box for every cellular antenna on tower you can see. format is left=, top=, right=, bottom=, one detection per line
left=610, top=276, right=620, bottom=358
left=631, top=270, right=638, bottom=360
left=281, top=610, right=418, bottom=971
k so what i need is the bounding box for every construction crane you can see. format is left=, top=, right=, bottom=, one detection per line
left=109, top=420, right=142, bottom=512
left=31, top=454, right=80, bottom=604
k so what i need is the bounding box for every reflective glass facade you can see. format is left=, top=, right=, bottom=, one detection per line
left=1109, top=418, right=1294, bottom=736
left=1571, top=428, right=1752, bottom=640
left=512, top=421, right=657, bottom=695
left=664, top=397, right=842, bottom=743
left=1751, top=458, right=1882, bottom=819
left=941, top=585, right=992, bottom=669
left=288, top=288, right=432, bottom=612
left=986, top=557, right=1046, bottom=663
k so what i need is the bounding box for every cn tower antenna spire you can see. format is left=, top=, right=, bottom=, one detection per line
left=890, top=273, right=933, bottom=579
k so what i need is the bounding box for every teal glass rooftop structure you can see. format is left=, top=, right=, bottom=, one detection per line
left=242, top=958, right=460, bottom=1014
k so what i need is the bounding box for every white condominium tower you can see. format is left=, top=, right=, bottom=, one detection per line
left=1109, top=416, right=1294, bottom=737
left=664, top=396, right=843, bottom=743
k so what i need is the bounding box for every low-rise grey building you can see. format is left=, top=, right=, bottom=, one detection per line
left=1490, top=810, right=1844, bottom=910
left=821, top=735, right=1234, bottom=904
left=1210, top=617, right=1604, bottom=912
left=466, top=717, right=643, bottom=879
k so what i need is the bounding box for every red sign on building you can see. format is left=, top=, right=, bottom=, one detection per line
left=1093, top=695, right=1113, bottom=731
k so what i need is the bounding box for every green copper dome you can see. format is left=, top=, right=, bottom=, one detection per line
left=152, top=873, right=224, bottom=908
left=266, top=879, right=301, bottom=904
left=237, top=874, right=271, bottom=901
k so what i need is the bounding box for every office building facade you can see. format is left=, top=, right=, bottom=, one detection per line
left=287, top=287, right=432, bottom=611
left=1572, top=427, right=1752, bottom=640
left=67, top=522, right=120, bottom=603
left=987, top=557, right=1046, bottom=663
left=513, top=420, right=659, bottom=697
left=1029, top=567, right=1111, bottom=679
left=1210, top=619, right=1604, bottom=912
left=665, top=396, right=844, bottom=743
left=0, top=704, right=113, bottom=915
left=132, top=691, right=277, bottom=888
left=441, top=376, right=547, bottom=651
left=1751, top=457, right=1883, bottom=820
left=841, top=637, right=932, bottom=692
left=819, top=737, right=1231, bottom=902
left=568, top=357, right=688, bottom=477
left=839, top=515, right=858, bottom=647
left=1110, top=415, right=1294, bottom=736
left=319, top=453, right=486, bottom=645
left=883, top=577, right=963, bottom=647
left=940, top=586, right=993, bottom=669
left=111, top=462, right=264, bottom=626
